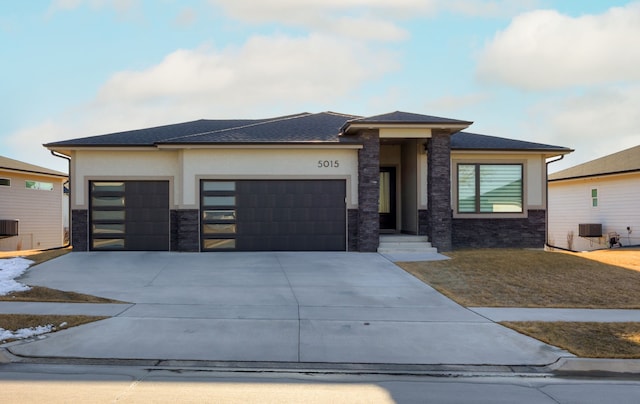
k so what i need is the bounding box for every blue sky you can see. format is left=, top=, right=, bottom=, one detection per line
left=2, top=0, right=639, bottom=173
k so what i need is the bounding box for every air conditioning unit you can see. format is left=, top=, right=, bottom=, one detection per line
left=0, top=219, right=19, bottom=238
left=578, top=223, right=602, bottom=237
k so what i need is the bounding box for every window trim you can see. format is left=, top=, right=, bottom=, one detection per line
left=454, top=162, right=527, bottom=218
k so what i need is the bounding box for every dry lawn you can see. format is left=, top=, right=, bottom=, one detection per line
left=399, top=248, right=640, bottom=358
left=0, top=314, right=107, bottom=343
left=0, top=286, right=123, bottom=303
left=0, top=247, right=71, bottom=264
left=399, top=248, right=640, bottom=308
left=564, top=248, right=640, bottom=272
left=502, top=322, right=640, bottom=359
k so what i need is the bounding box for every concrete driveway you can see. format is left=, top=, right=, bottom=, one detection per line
left=9, top=252, right=569, bottom=366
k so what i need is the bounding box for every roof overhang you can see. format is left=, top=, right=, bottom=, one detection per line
left=342, top=122, right=472, bottom=135
left=155, top=143, right=363, bottom=150
left=452, top=149, right=573, bottom=159
left=46, top=143, right=364, bottom=153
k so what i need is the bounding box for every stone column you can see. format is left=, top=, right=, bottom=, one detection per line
left=71, top=209, right=88, bottom=251
left=171, top=210, right=199, bottom=252
left=356, top=130, right=380, bottom=252
left=427, top=130, right=452, bottom=251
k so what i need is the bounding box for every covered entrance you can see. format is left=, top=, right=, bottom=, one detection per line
left=379, top=139, right=425, bottom=235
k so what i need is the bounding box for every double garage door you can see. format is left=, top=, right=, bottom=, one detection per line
left=89, top=180, right=346, bottom=251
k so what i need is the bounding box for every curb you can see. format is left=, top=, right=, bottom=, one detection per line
left=550, top=357, right=640, bottom=376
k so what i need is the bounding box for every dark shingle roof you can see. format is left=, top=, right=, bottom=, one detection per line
left=451, top=132, right=571, bottom=152
left=44, top=111, right=570, bottom=154
left=160, top=112, right=357, bottom=144
left=45, top=118, right=264, bottom=147
left=549, top=145, right=640, bottom=181
left=347, top=111, right=472, bottom=125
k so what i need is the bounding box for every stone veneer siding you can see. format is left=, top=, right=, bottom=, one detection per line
left=452, top=209, right=546, bottom=248
left=171, top=209, right=199, bottom=252
left=418, top=209, right=429, bottom=236
left=356, top=130, right=380, bottom=252
left=71, top=209, right=88, bottom=251
left=347, top=209, right=359, bottom=251
left=426, top=131, right=452, bottom=251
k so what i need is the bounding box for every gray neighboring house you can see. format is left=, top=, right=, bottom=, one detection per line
left=548, top=145, right=640, bottom=251
left=45, top=111, right=571, bottom=253
left=0, top=155, right=68, bottom=251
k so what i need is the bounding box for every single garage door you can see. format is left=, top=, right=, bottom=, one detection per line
left=90, top=181, right=170, bottom=251
left=201, top=180, right=346, bottom=251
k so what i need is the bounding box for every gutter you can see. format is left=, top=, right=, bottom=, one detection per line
left=544, top=154, right=574, bottom=252
left=50, top=150, right=71, bottom=249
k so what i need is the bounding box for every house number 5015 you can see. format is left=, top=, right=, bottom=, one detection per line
left=318, top=160, right=339, bottom=168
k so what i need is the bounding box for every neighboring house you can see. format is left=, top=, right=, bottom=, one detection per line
left=548, top=145, right=640, bottom=251
left=44, top=111, right=571, bottom=253
left=0, top=155, right=68, bottom=251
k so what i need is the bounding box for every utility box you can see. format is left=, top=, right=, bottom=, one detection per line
left=0, top=219, right=19, bottom=238
left=579, top=223, right=602, bottom=237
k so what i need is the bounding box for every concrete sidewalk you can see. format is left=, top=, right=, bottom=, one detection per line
left=6, top=302, right=640, bottom=323
left=3, top=252, right=571, bottom=366
left=472, top=308, right=640, bottom=322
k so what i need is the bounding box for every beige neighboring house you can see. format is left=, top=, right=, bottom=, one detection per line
left=0, top=155, right=68, bottom=251
left=548, top=145, right=640, bottom=251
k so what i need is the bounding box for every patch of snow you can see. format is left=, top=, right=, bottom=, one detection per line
left=0, top=324, right=54, bottom=341
left=0, top=257, right=34, bottom=296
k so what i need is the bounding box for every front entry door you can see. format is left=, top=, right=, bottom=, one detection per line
left=379, top=167, right=396, bottom=231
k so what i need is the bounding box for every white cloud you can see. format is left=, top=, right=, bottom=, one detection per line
left=209, top=0, right=432, bottom=41
left=6, top=34, right=398, bottom=171
left=209, top=0, right=542, bottom=40
left=97, top=34, right=398, bottom=109
left=527, top=84, right=640, bottom=171
left=477, top=3, right=640, bottom=90
left=174, top=7, right=197, bottom=28
left=445, top=0, right=541, bottom=18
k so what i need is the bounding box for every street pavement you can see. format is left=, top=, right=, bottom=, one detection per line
left=2, top=251, right=571, bottom=366
left=1, top=363, right=640, bottom=403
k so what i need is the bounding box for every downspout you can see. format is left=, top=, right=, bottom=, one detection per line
left=49, top=150, right=71, bottom=249
left=544, top=154, right=573, bottom=252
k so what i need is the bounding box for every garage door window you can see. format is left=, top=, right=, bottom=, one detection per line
left=91, top=182, right=126, bottom=249
left=201, top=180, right=237, bottom=251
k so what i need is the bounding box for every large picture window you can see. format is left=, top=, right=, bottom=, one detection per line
left=458, top=164, right=523, bottom=213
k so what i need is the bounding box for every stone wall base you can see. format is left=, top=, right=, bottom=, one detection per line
left=347, top=209, right=358, bottom=251
left=171, top=209, right=199, bottom=252
left=452, top=210, right=546, bottom=248
left=71, top=209, right=88, bottom=251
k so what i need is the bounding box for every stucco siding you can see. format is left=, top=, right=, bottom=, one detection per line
left=182, top=148, right=358, bottom=207
left=72, top=150, right=179, bottom=208
left=548, top=173, right=640, bottom=250
left=0, top=171, right=65, bottom=250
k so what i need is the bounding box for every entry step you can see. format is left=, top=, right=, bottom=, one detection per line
left=378, top=235, right=438, bottom=254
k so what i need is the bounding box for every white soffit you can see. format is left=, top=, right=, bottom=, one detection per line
left=379, top=128, right=432, bottom=138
